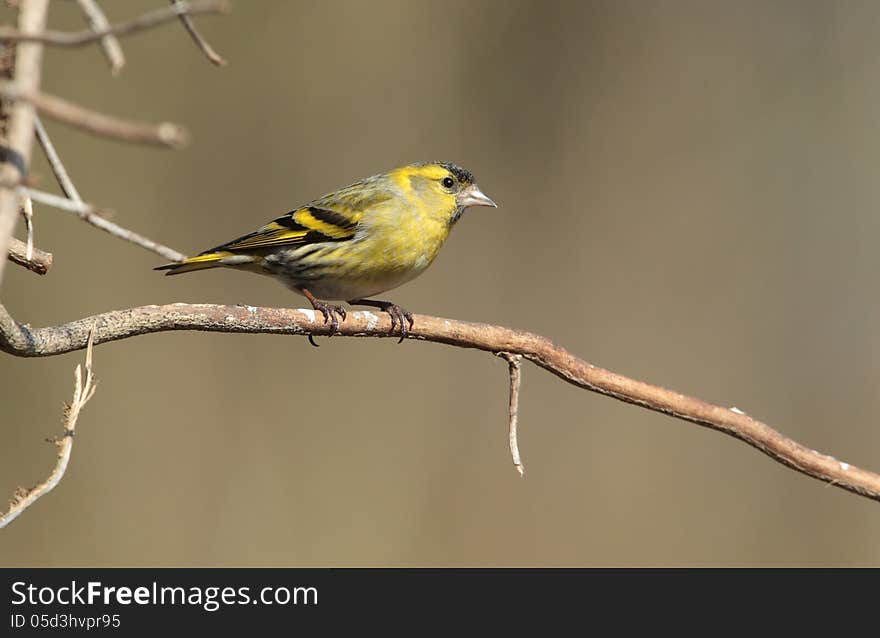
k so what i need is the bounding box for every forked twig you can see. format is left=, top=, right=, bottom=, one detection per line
left=0, top=327, right=97, bottom=529
left=32, top=119, right=186, bottom=261
left=18, top=186, right=186, bottom=263
left=0, top=1, right=229, bottom=47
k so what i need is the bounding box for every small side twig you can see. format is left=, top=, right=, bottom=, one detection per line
left=0, top=0, right=229, bottom=47
left=0, top=327, right=96, bottom=529
left=75, top=0, right=125, bottom=75
left=6, top=235, right=51, bottom=274
left=170, top=0, right=227, bottom=66
left=498, top=352, right=525, bottom=477
left=0, top=83, right=189, bottom=148
left=20, top=192, right=32, bottom=259
left=18, top=186, right=186, bottom=263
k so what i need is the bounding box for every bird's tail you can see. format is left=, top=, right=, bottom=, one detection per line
left=154, top=251, right=234, bottom=275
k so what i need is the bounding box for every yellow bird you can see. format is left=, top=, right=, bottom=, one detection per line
left=156, top=161, right=496, bottom=343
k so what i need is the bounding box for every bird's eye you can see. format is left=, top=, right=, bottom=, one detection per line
left=441, top=176, right=455, bottom=189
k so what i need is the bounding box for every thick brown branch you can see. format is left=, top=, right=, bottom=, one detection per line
left=0, top=0, right=229, bottom=47
left=6, top=235, right=51, bottom=274
left=1, top=301, right=878, bottom=502
left=0, top=83, right=188, bottom=148
left=0, top=0, right=49, bottom=286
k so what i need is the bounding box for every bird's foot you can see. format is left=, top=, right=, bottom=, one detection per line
left=312, top=300, right=347, bottom=333
left=349, top=299, right=413, bottom=343
left=386, top=304, right=414, bottom=343
left=300, top=288, right=347, bottom=347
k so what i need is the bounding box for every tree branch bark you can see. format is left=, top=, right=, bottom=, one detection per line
left=1, top=301, right=878, bottom=503
left=6, top=235, right=51, bottom=274
left=0, top=0, right=49, bottom=287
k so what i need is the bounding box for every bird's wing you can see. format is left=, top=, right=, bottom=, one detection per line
left=155, top=185, right=396, bottom=274
left=204, top=183, right=393, bottom=254
left=207, top=205, right=360, bottom=253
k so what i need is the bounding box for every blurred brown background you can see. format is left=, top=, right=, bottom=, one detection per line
left=2, top=0, right=880, bottom=566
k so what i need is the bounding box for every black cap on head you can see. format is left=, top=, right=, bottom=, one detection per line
left=429, top=161, right=475, bottom=185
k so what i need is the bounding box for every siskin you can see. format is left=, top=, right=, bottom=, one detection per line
left=156, top=161, right=496, bottom=343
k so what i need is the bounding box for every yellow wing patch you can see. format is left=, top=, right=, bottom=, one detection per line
left=207, top=206, right=361, bottom=253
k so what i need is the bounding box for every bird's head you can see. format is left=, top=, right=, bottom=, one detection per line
left=395, top=161, right=496, bottom=225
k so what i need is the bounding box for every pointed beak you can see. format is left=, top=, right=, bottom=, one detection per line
left=457, top=183, right=497, bottom=209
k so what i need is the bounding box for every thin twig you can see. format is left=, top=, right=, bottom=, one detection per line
left=20, top=192, right=32, bottom=259
left=0, top=83, right=189, bottom=148
left=0, top=0, right=50, bottom=287
left=497, top=352, right=525, bottom=477
left=170, top=0, right=227, bottom=66
left=1, top=302, right=878, bottom=503
left=0, top=0, right=229, bottom=47
left=6, top=235, right=51, bottom=274
left=0, top=326, right=96, bottom=529
left=34, top=118, right=184, bottom=261
left=18, top=186, right=186, bottom=263
left=74, top=0, right=125, bottom=75
left=34, top=114, right=82, bottom=201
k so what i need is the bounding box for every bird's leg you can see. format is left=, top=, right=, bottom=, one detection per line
left=348, top=298, right=414, bottom=343
left=299, top=288, right=347, bottom=345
